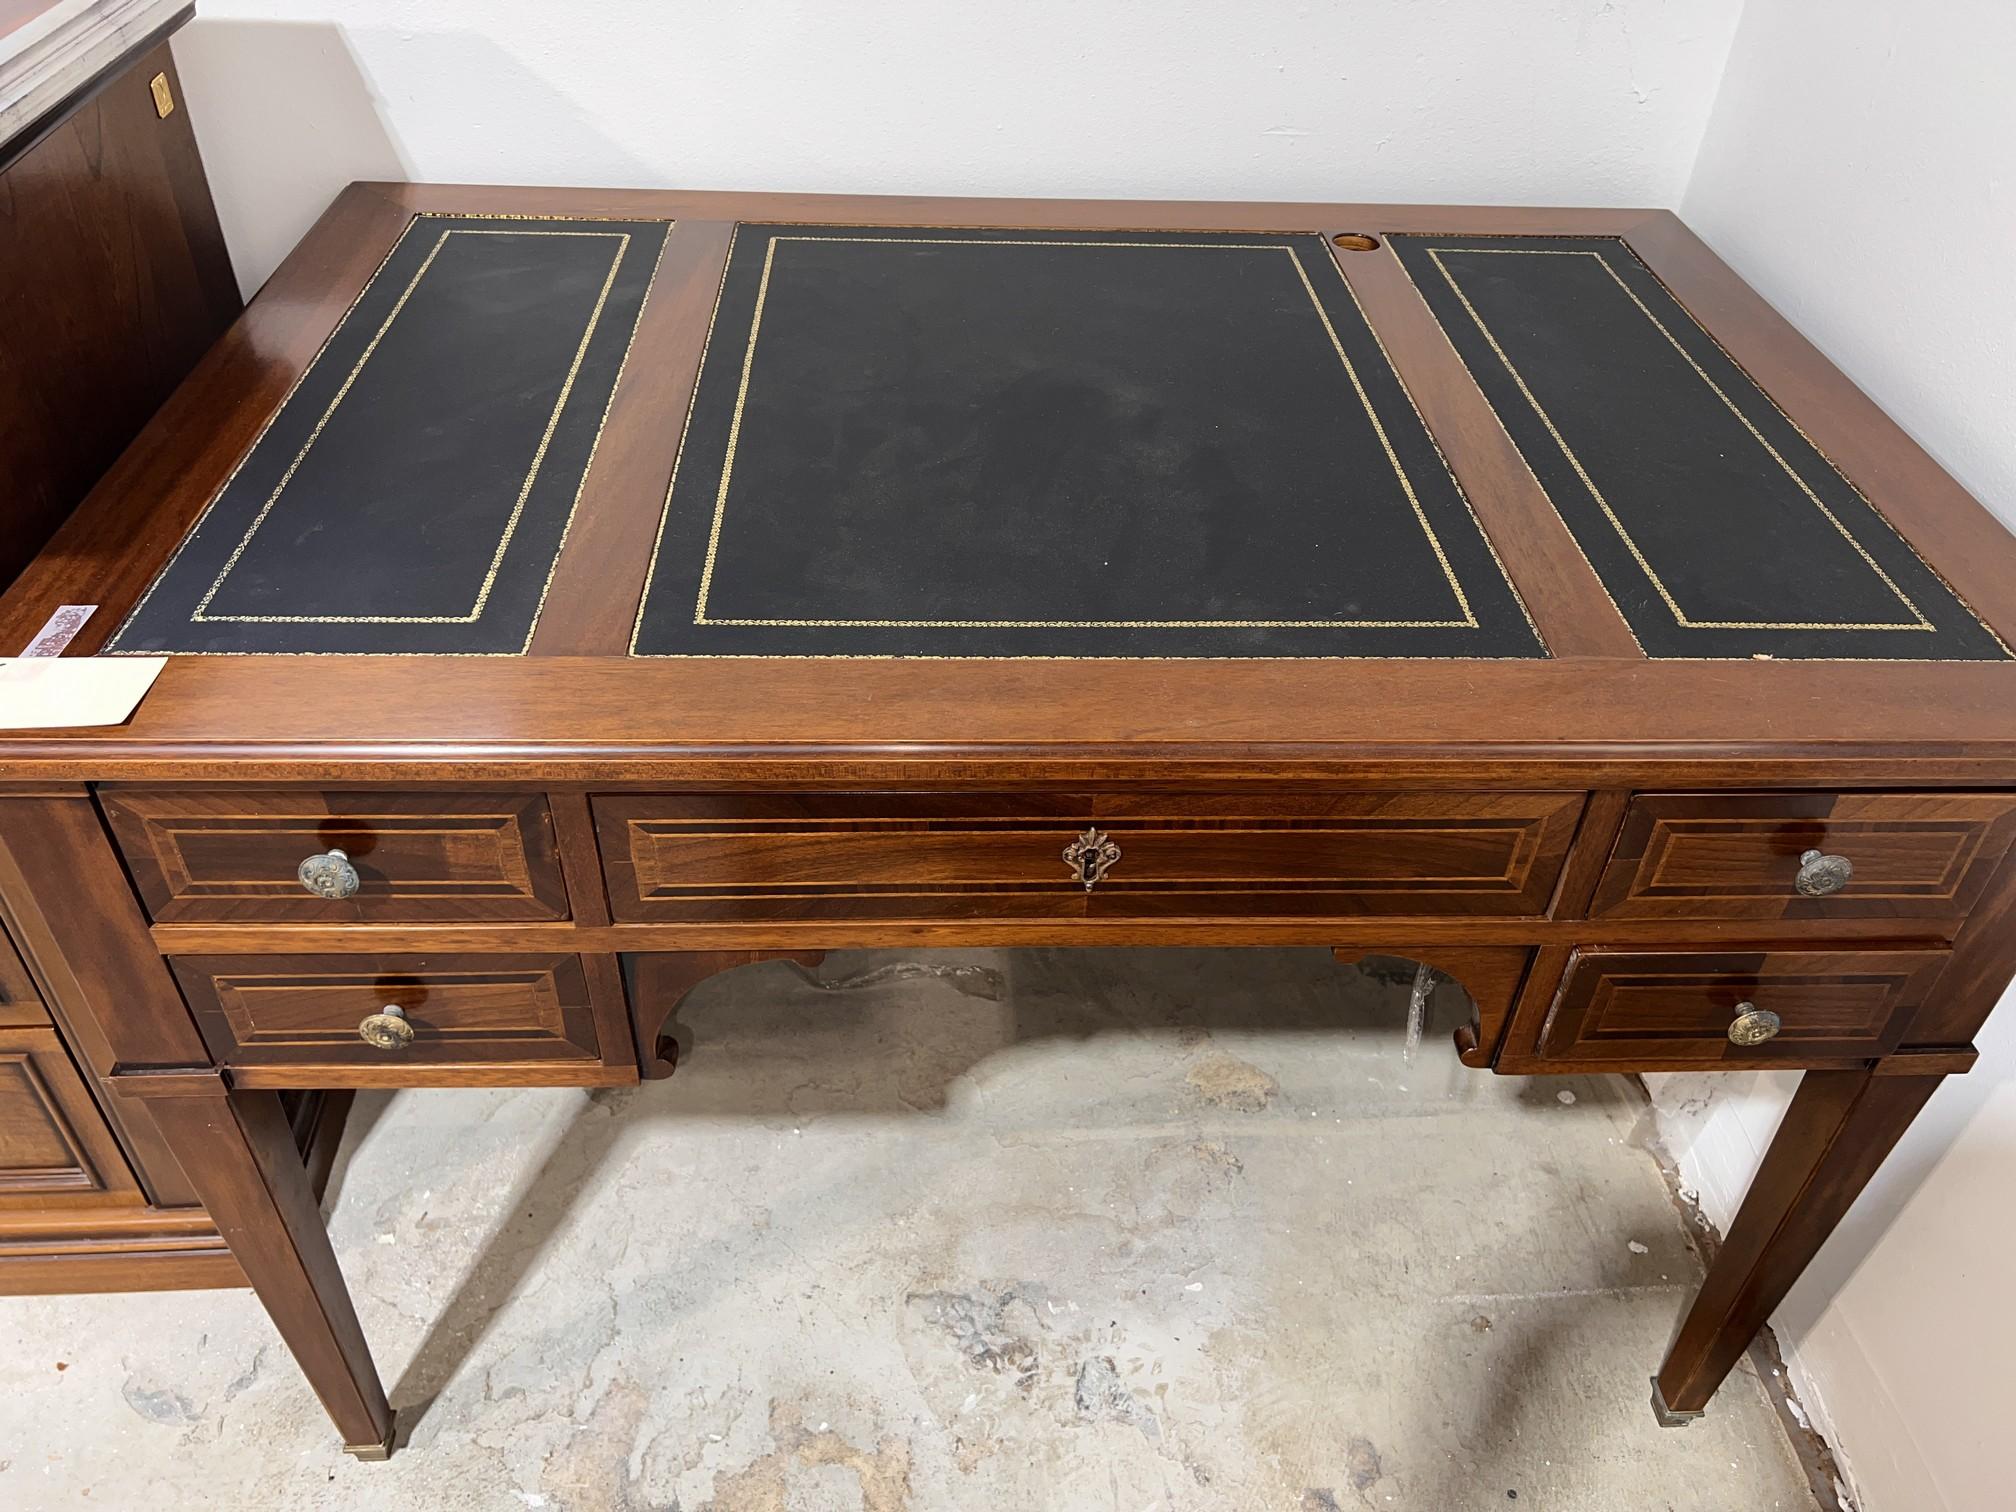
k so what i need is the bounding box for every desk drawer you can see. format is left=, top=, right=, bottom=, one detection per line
left=1589, top=792, right=2016, bottom=922
left=104, top=790, right=570, bottom=924
left=1537, top=948, right=1946, bottom=1065
left=171, top=954, right=600, bottom=1068
left=594, top=791, right=1584, bottom=922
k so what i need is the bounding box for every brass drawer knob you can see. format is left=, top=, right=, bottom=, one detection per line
left=358, top=1005, right=415, bottom=1051
left=297, top=847, right=361, bottom=900
left=1728, top=1002, right=1783, bottom=1046
left=1063, top=826, right=1121, bottom=891
left=1795, top=848, right=1853, bottom=897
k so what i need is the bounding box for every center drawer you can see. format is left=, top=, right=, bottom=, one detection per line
left=593, top=791, right=1585, bottom=922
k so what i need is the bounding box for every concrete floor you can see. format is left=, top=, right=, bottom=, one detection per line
left=0, top=948, right=1821, bottom=1510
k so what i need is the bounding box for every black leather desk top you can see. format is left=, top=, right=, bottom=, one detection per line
left=1390, top=234, right=2007, bottom=661
left=104, top=212, right=2004, bottom=664
left=633, top=225, right=1543, bottom=659
left=109, top=214, right=667, bottom=655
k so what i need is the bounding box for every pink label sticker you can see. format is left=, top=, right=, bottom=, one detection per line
left=20, top=604, right=97, bottom=657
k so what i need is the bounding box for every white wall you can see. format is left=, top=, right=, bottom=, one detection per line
left=168, top=0, right=1745, bottom=296
left=1655, top=4, right=2016, bottom=1507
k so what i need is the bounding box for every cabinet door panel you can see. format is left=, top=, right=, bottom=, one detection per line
left=0, top=1029, right=141, bottom=1210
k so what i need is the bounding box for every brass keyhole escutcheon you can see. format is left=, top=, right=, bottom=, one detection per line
left=1063, top=827, right=1121, bottom=891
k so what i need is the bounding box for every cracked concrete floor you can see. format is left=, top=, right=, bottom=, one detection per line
left=0, top=948, right=1821, bottom=1510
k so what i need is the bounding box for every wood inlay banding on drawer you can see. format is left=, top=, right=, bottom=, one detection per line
left=171, top=954, right=599, bottom=1068
left=103, top=790, right=569, bottom=923
left=1080, top=792, right=1582, bottom=918
left=594, top=791, right=1585, bottom=922
left=1537, top=948, right=1946, bottom=1065
left=597, top=794, right=1090, bottom=922
left=1589, top=792, right=2016, bottom=922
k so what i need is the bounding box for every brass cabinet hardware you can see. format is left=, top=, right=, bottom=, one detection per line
left=1794, top=848, right=1854, bottom=897
left=1062, top=826, right=1121, bottom=891
left=357, top=1005, right=415, bottom=1051
left=149, top=71, right=174, bottom=118
left=297, top=847, right=361, bottom=900
left=1727, top=1001, right=1783, bottom=1046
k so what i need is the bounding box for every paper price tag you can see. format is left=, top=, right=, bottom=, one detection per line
left=0, top=656, right=167, bottom=729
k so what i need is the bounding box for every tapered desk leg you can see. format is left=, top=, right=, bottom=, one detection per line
left=129, top=1075, right=396, bottom=1458
left=1652, top=1058, right=1948, bottom=1423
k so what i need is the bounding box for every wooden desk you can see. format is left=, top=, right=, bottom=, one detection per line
left=3, top=184, right=2013, bottom=1461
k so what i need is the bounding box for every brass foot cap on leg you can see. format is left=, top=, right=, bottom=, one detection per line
left=344, top=1414, right=398, bottom=1461
left=1650, top=1376, right=1705, bottom=1428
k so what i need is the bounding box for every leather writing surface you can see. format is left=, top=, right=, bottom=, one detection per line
left=1391, top=234, right=2007, bottom=661
left=109, top=214, right=668, bottom=655
left=633, top=225, right=1544, bottom=659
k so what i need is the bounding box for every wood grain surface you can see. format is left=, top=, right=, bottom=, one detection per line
left=0, top=35, right=236, bottom=589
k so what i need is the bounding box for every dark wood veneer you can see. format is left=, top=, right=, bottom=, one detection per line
left=0, top=33, right=238, bottom=590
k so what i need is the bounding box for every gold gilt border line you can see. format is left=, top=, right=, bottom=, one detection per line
left=687, top=234, right=1478, bottom=631
left=1418, top=245, right=1931, bottom=634
left=187, top=227, right=632, bottom=626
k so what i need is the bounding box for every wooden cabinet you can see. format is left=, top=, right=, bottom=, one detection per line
left=0, top=26, right=239, bottom=592
left=595, top=790, right=1584, bottom=923
left=103, top=789, right=572, bottom=923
